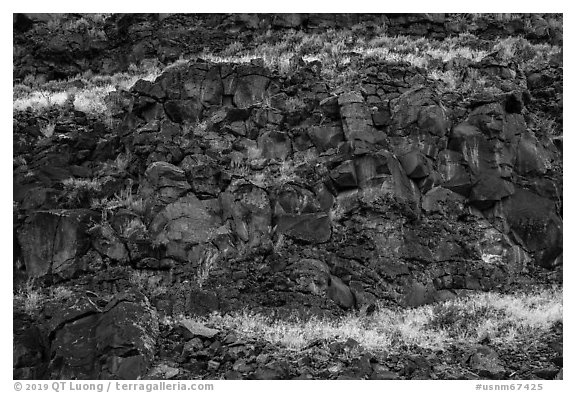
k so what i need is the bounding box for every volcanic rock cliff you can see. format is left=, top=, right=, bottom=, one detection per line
left=13, top=13, right=562, bottom=380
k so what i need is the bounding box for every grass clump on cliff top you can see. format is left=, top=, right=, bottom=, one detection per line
left=13, top=62, right=162, bottom=117
left=200, top=28, right=560, bottom=84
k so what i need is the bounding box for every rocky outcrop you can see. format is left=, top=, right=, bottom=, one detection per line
left=14, top=52, right=562, bottom=316
left=14, top=290, right=159, bottom=379
left=13, top=13, right=562, bottom=380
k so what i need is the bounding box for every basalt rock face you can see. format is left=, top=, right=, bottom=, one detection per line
left=14, top=55, right=562, bottom=317
left=13, top=15, right=562, bottom=380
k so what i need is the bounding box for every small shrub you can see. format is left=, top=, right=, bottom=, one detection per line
left=426, top=301, right=498, bottom=334
left=98, top=152, right=133, bottom=175
left=22, top=73, right=46, bottom=89
left=90, top=182, right=145, bottom=215
left=113, top=152, right=132, bottom=173
left=49, top=286, right=74, bottom=302
left=221, top=41, right=245, bottom=57
left=15, top=279, right=44, bottom=316
left=293, top=148, right=318, bottom=167
left=528, top=112, right=560, bottom=138
left=62, top=178, right=103, bottom=207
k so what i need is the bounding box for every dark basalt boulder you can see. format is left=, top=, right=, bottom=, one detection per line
left=88, top=223, right=130, bottom=263
left=307, top=125, right=344, bottom=151
left=399, top=150, right=432, bottom=179
left=338, top=92, right=376, bottom=145
left=149, top=194, right=225, bottom=246
left=141, top=161, right=191, bottom=205
left=258, top=131, right=292, bottom=160
left=17, top=209, right=98, bottom=279
left=327, top=275, right=356, bottom=309
left=421, top=186, right=466, bottom=215
left=469, top=175, right=515, bottom=209
left=515, top=133, right=552, bottom=175
left=276, top=213, right=332, bottom=244
left=47, top=290, right=159, bottom=379
left=233, top=68, right=271, bottom=109
left=220, top=183, right=272, bottom=248
left=329, top=160, right=358, bottom=191
left=354, top=153, right=392, bottom=190
left=466, top=346, right=506, bottom=379
left=13, top=315, right=49, bottom=379
left=13, top=290, right=159, bottom=380
left=179, top=154, right=225, bottom=198
left=391, top=86, right=450, bottom=137
left=164, top=99, right=203, bottom=123
left=275, top=184, right=322, bottom=215
left=501, top=189, right=562, bottom=269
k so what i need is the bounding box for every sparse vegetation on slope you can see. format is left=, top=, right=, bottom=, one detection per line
left=186, top=287, right=562, bottom=352
left=13, top=63, right=162, bottom=117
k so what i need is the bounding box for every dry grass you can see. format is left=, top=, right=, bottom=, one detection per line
left=90, top=182, right=145, bottom=215
left=14, top=280, right=44, bottom=316
left=49, top=286, right=74, bottom=302
left=97, top=151, right=133, bottom=175
left=13, top=65, right=162, bottom=117
left=190, top=287, right=561, bottom=352
left=62, top=178, right=102, bottom=191
left=61, top=177, right=104, bottom=208
left=14, top=280, right=76, bottom=315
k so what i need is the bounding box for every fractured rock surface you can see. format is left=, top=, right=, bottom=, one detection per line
left=13, top=13, right=562, bottom=380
